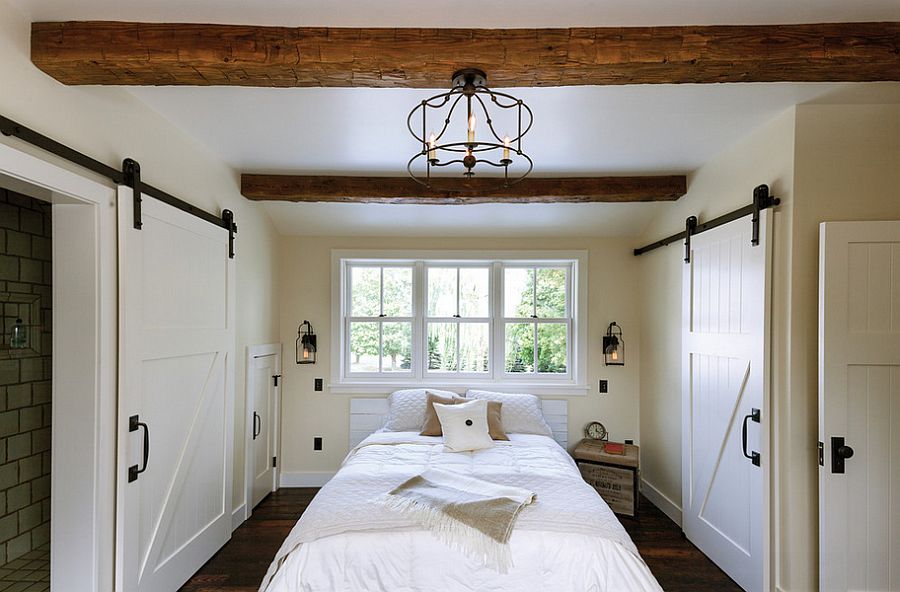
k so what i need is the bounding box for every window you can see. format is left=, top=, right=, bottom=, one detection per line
left=335, top=251, right=586, bottom=391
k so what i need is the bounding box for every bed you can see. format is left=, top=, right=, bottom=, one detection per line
left=260, top=396, right=663, bottom=592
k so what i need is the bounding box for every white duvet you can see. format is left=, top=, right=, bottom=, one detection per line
left=262, top=432, right=663, bottom=592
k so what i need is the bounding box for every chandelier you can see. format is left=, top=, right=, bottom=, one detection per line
left=407, top=68, right=533, bottom=189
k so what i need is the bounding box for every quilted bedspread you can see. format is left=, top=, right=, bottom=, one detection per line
left=260, top=432, right=662, bottom=592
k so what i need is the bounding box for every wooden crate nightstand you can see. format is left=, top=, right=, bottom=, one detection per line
left=573, top=438, right=640, bottom=517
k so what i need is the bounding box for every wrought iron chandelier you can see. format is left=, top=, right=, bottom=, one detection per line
left=407, top=68, right=533, bottom=189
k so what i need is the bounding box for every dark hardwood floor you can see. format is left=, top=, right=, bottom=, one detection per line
left=180, top=489, right=741, bottom=592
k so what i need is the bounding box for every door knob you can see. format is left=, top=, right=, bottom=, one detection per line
left=831, top=436, right=854, bottom=473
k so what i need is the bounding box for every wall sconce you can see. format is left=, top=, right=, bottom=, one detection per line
left=603, top=321, right=624, bottom=366
left=296, top=320, right=317, bottom=364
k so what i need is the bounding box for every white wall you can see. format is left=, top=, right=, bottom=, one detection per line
left=0, top=0, right=280, bottom=512
left=278, top=235, right=642, bottom=480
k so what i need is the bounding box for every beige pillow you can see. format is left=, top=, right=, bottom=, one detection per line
left=420, top=392, right=508, bottom=440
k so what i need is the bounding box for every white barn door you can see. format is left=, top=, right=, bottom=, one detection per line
left=116, top=188, right=235, bottom=592
left=682, top=211, right=770, bottom=592
left=819, top=221, right=900, bottom=592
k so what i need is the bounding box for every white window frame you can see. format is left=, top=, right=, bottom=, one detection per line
left=331, top=250, right=588, bottom=395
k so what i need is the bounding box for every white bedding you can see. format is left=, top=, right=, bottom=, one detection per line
left=262, top=432, right=663, bottom=592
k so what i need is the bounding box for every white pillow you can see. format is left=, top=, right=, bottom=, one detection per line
left=434, top=399, right=494, bottom=452
left=465, top=390, right=553, bottom=436
left=382, top=388, right=460, bottom=432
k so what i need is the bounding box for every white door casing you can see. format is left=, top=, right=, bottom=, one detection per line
left=819, top=221, right=900, bottom=592
left=247, top=345, right=281, bottom=512
left=116, top=188, right=235, bottom=592
left=682, top=211, right=770, bottom=592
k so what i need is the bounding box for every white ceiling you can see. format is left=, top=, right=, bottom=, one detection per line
left=11, top=0, right=900, bottom=27
left=12, top=0, right=900, bottom=237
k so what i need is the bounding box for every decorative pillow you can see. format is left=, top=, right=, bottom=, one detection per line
left=434, top=399, right=495, bottom=452
left=382, top=388, right=460, bottom=432
left=465, top=390, right=553, bottom=436
left=421, top=393, right=509, bottom=440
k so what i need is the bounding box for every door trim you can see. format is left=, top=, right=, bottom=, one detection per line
left=0, top=142, right=118, bottom=591
left=243, top=343, right=282, bottom=524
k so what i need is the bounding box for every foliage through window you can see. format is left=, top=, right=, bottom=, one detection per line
left=341, top=257, right=578, bottom=384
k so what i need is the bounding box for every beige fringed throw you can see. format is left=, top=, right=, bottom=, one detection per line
left=380, top=469, right=535, bottom=573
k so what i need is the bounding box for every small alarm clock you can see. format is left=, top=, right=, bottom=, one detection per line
left=585, top=421, right=608, bottom=441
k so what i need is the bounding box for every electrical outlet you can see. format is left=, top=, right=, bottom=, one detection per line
left=313, top=437, right=323, bottom=451
left=625, top=439, right=634, bottom=445
left=599, top=379, right=608, bottom=393
left=314, top=378, right=323, bottom=391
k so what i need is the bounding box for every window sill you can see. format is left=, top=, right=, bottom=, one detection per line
left=328, top=381, right=590, bottom=396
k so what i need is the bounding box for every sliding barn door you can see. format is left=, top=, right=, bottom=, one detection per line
left=682, top=211, right=770, bottom=592
left=819, top=221, right=900, bottom=592
left=116, top=188, right=235, bottom=592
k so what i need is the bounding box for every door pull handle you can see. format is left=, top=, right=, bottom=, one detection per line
left=741, top=408, right=761, bottom=467
left=831, top=436, right=854, bottom=473
left=252, top=412, right=261, bottom=440
left=128, top=414, right=150, bottom=483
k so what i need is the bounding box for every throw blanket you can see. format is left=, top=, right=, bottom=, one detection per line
left=380, top=469, right=535, bottom=573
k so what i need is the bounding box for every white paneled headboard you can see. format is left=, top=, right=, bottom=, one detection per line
left=349, top=398, right=568, bottom=450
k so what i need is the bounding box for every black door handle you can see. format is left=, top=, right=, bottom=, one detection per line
left=128, top=414, right=150, bottom=483
left=253, top=412, right=261, bottom=440
left=831, top=436, right=854, bottom=473
left=741, top=408, right=761, bottom=467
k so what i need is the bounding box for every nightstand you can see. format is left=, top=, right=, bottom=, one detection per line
left=573, top=438, right=640, bottom=517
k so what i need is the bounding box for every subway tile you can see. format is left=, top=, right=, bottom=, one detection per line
left=18, top=212, right=42, bottom=236
left=0, top=387, right=5, bottom=412
left=29, top=384, right=48, bottom=407
left=39, top=454, right=49, bottom=477
left=17, top=503, right=40, bottom=532
left=40, top=500, right=48, bottom=523
left=0, top=514, right=16, bottom=543
left=30, top=523, right=48, bottom=548
left=0, top=204, right=17, bottom=230
left=30, top=430, right=49, bottom=455
left=6, top=386, right=29, bottom=410
left=6, top=483, right=29, bottom=513
left=6, top=532, right=30, bottom=563
left=17, top=260, right=41, bottom=285
left=7, top=434, right=30, bottom=462
left=40, top=406, right=50, bottom=429
left=0, top=364, right=17, bottom=388
left=0, top=257, right=18, bottom=283
left=17, top=456, right=40, bottom=483
left=0, top=412, right=17, bottom=438
left=18, top=409, right=40, bottom=433
left=30, top=477, right=48, bottom=502
left=4, top=232, right=30, bottom=258
left=0, top=491, right=6, bottom=515
left=0, top=463, right=17, bottom=491
left=30, top=237, right=50, bottom=262
left=0, top=440, right=6, bottom=464
left=18, top=360, right=42, bottom=384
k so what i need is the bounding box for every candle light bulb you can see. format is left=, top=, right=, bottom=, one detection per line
left=303, top=348, right=310, bottom=359
left=467, top=113, right=476, bottom=143
left=611, top=349, right=618, bottom=361
left=427, top=132, right=436, bottom=160
left=503, top=135, right=511, bottom=161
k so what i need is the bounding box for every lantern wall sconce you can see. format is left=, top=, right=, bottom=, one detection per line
left=603, top=322, right=625, bottom=366
left=296, top=320, right=317, bottom=364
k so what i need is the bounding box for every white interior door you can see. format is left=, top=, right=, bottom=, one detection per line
left=819, top=221, right=900, bottom=592
left=682, top=211, right=770, bottom=592
left=116, top=188, right=235, bottom=592
left=249, top=348, right=280, bottom=510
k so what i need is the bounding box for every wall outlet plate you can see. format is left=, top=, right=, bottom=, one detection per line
left=314, top=378, right=323, bottom=391
left=313, top=437, right=323, bottom=451
left=599, top=379, right=608, bottom=393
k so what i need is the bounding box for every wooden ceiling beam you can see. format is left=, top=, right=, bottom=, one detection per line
left=31, top=21, right=900, bottom=87
left=239, top=174, right=687, bottom=204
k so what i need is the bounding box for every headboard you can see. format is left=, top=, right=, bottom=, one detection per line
left=349, top=397, right=568, bottom=450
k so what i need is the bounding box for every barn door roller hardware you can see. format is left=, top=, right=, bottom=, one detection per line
left=0, top=114, right=237, bottom=258
left=633, top=184, right=780, bottom=263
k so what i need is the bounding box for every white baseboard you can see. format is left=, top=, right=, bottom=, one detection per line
left=641, top=478, right=683, bottom=527
left=280, top=471, right=336, bottom=487
left=231, top=503, right=246, bottom=532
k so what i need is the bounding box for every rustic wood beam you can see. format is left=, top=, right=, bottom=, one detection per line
left=31, top=21, right=900, bottom=88
left=239, top=175, right=686, bottom=204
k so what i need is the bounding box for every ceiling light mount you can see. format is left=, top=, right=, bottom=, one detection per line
left=407, top=69, right=533, bottom=190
